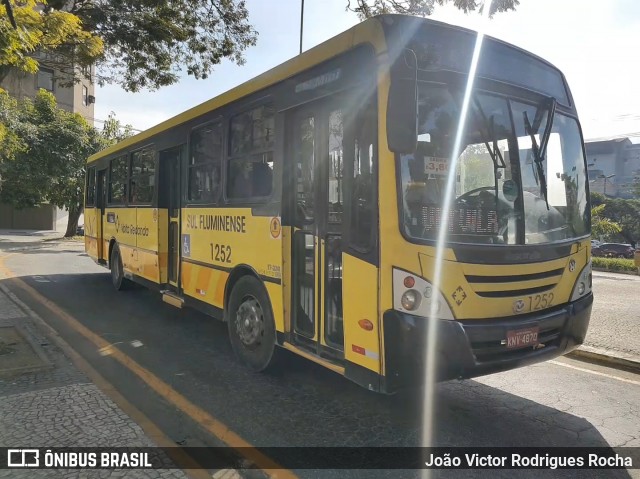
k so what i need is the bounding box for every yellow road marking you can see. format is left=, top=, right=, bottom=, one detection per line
left=0, top=254, right=297, bottom=479
left=550, top=360, right=640, bottom=386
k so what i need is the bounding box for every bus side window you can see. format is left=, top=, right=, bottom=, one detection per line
left=86, top=167, right=96, bottom=206
left=129, top=147, right=155, bottom=204
left=188, top=122, right=222, bottom=203
left=227, top=104, right=275, bottom=201
left=108, top=155, right=128, bottom=204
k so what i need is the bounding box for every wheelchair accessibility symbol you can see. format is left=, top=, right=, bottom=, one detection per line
left=182, top=234, right=191, bottom=257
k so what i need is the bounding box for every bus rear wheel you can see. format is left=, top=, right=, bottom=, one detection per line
left=227, top=276, right=278, bottom=372
left=110, top=243, right=130, bottom=291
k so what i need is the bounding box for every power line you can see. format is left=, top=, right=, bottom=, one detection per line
left=85, top=116, right=143, bottom=133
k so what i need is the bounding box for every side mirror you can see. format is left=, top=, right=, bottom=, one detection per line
left=387, top=49, right=418, bottom=154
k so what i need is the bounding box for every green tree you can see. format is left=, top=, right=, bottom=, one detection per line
left=589, top=192, right=640, bottom=245
left=590, top=204, right=621, bottom=241
left=600, top=198, right=640, bottom=246
left=347, top=0, right=519, bottom=18
left=0, top=92, right=25, bottom=171
left=2, top=0, right=256, bottom=91
left=100, top=112, right=136, bottom=144
left=590, top=191, right=605, bottom=208
left=0, top=0, right=103, bottom=83
left=0, top=90, right=133, bottom=237
left=633, top=174, right=640, bottom=198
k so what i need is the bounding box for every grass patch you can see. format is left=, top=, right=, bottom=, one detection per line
left=592, top=257, right=637, bottom=273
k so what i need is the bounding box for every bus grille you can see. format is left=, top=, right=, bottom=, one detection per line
left=464, top=268, right=564, bottom=298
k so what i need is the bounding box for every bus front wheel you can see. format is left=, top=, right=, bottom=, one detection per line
left=110, top=243, right=130, bottom=291
left=227, top=276, right=278, bottom=372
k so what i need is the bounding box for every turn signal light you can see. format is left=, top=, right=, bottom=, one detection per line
left=358, top=319, right=374, bottom=331
left=403, top=276, right=415, bottom=288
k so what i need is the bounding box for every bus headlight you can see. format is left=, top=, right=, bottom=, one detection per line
left=393, top=268, right=455, bottom=320
left=570, top=260, right=592, bottom=301
left=401, top=290, right=421, bottom=311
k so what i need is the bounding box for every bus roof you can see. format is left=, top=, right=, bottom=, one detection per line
left=88, top=14, right=570, bottom=164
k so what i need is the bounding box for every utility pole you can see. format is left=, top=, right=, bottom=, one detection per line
left=299, top=0, right=305, bottom=54
left=600, top=174, right=615, bottom=197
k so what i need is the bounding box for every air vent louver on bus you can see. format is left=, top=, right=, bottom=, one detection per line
left=464, top=268, right=564, bottom=298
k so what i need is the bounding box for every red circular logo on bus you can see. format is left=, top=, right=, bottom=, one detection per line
left=270, top=217, right=281, bottom=239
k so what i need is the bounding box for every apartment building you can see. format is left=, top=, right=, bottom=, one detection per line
left=585, top=138, right=640, bottom=199
left=0, top=56, right=95, bottom=120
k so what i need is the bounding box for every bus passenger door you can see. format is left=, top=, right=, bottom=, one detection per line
left=96, top=168, right=107, bottom=261
left=159, top=146, right=182, bottom=292
left=289, top=105, right=345, bottom=359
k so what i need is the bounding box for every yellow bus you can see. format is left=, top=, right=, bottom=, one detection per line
left=84, top=14, right=593, bottom=393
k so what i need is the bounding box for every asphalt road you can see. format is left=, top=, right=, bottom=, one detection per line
left=1, top=241, right=639, bottom=479
left=588, top=272, right=640, bottom=356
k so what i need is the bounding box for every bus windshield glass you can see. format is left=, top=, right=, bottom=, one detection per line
left=399, top=84, right=589, bottom=245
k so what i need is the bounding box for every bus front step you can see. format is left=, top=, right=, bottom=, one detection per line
left=162, top=292, right=184, bottom=309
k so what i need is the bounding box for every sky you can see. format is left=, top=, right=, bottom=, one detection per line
left=95, top=0, right=640, bottom=142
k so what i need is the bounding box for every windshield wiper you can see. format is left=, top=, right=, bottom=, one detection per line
left=538, top=97, right=557, bottom=163
left=523, top=97, right=556, bottom=210
left=471, top=97, right=506, bottom=206
left=472, top=98, right=506, bottom=169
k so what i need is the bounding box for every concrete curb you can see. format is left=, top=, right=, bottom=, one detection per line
left=0, top=322, right=54, bottom=377
left=567, top=345, right=640, bottom=374
left=592, top=267, right=639, bottom=276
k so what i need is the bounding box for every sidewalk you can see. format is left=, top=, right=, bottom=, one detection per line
left=0, top=276, right=189, bottom=478
left=0, top=229, right=66, bottom=253
left=567, top=270, right=640, bottom=373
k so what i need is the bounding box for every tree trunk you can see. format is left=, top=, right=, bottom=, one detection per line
left=64, top=205, right=82, bottom=238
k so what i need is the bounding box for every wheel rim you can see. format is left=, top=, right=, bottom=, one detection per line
left=235, top=296, right=264, bottom=349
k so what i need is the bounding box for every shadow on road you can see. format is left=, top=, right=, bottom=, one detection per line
left=0, top=271, right=632, bottom=479
left=14, top=248, right=86, bottom=255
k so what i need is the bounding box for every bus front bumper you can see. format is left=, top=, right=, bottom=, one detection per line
left=382, top=293, right=593, bottom=393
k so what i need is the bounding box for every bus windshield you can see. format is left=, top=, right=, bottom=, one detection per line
left=399, top=84, right=589, bottom=245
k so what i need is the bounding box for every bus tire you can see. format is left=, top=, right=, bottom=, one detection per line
left=110, top=243, right=130, bottom=291
left=227, top=276, right=278, bottom=372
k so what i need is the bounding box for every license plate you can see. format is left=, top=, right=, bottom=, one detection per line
left=506, top=326, right=539, bottom=350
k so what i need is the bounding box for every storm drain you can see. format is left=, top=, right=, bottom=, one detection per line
left=0, top=326, right=52, bottom=377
